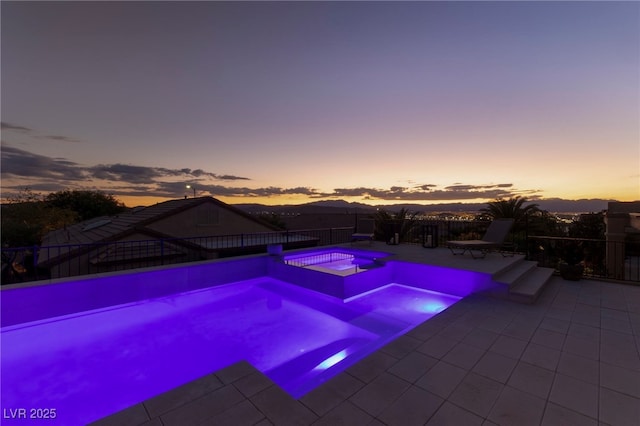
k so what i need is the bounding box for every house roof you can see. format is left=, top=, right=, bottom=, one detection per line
left=41, top=196, right=279, bottom=247
left=37, top=197, right=284, bottom=268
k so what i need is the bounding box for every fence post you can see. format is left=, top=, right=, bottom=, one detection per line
left=330, top=228, right=333, bottom=245
left=32, top=245, right=39, bottom=276
left=160, top=239, right=165, bottom=265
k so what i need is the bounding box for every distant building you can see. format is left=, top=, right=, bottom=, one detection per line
left=39, top=196, right=317, bottom=279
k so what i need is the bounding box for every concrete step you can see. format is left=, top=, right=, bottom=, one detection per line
left=493, top=260, right=538, bottom=287
left=508, top=267, right=555, bottom=304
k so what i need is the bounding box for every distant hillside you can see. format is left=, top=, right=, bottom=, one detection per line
left=234, top=198, right=616, bottom=215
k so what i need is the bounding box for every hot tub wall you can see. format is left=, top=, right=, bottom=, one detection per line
left=342, top=264, right=394, bottom=299
left=389, top=261, right=500, bottom=297
left=1, top=256, right=268, bottom=327
left=268, top=258, right=345, bottom=298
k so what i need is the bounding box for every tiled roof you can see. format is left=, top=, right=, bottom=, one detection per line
left=42, top=196, right=276, bottom=247
left=38, top=197, right=279, bottom=266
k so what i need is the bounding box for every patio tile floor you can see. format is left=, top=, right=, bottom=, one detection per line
left=90, top=246, right=640, bottom=426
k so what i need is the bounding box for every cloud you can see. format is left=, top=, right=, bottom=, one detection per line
left=2, top=121, right=83, bottom=143
left=39, top=134, right=83, bottom=143
left=1, top=145, right=541, bottom=204
left=329, top=183, right=523, bottom=201
left=1, top=145, right=87, bottom=181
left=1, top=145, right=255, bottom=198
left=1, top=122, right=33, bottom=132
left=88, top=164, right=251, bottom=184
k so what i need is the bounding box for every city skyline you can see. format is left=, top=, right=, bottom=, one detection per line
left=1, top=1, right=638, bottom=207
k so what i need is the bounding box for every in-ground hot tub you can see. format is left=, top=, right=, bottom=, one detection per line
left=270, top=247, right=395, bottom=299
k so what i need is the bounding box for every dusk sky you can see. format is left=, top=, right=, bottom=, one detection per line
left=1, top=1, right=638, bottom=207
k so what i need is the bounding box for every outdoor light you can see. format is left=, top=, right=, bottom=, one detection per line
left=186, top=185, right=195, bottom=198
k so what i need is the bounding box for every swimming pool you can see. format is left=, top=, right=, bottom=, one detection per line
left=1, top=248, right=500, bottom=425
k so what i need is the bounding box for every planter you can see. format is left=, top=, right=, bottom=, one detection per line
left=559, top=263, right=584, bottom=281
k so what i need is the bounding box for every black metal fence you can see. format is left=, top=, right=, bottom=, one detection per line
left=527, top=236, right=639, bottom=283
left=378, top=219, right=639, bottom=283
left=2, top=221, right=638, bottom=285
left=1, top=227, right=354, bottom=285
left=394, top=219, right=529, bottom=250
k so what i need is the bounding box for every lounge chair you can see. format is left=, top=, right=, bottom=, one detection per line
left=447, top=218, right=515, bottom=259
left=351, top=219, right=375, bottom=245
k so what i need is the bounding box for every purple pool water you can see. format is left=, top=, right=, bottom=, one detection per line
left=1, top=277, right=460, bottom=425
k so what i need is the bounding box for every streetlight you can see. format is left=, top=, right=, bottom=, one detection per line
left=186, top=185, right=195, bottom=198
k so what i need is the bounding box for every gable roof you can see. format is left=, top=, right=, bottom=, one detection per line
left=41, top=196, right=279, bottom=247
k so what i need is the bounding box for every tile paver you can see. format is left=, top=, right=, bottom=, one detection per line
left=377, top=386, right=443, bottom=426
left=345, top=351, right=398, bottom=383
left=310, top=401, right=373, bottom=426
left=472, top=350, right=518, bottom=383
left=599, top=362, right=640, bottom=398
left=201, top=399, right=265, bottom=426
left=415, top=360, right=468, bottom=399
left=521, top=342, right=561, bottom=371
left=562, top=334, right=600, bottom=360
left=250, top=384, right=318, bottom=425
left=489, top=334, right=528, bottom=359
left=349, top=372, right=410, bottom=417
left=556, top=352, right=599, bottom=385
left=449, top=372, right=503, bottom=418
left=462, top=328, right=500, bottom=351
left=441, top=341, right=485, bottom=370
left=507, top=361, right=555, bottom=399
left=160, top=385, right=245, bottom=426
left=487, top=386, right=546, bottom=426
left=549, top=373, right=599, bottom=419
left=417, top=334, right=459, bottom=359
left=599, top=387, right=640, bottom=426
left=387, top=351, right=438, bottom=383
left=300, top=372, right=365, bottom=416
left=425, top=401, right=483, bottom=426
left=540, top=402, right=598, bottom=426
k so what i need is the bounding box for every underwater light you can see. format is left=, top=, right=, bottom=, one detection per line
left=314, top=350, right=348, bottom=370
left=419, top=301, right=447, bottom=314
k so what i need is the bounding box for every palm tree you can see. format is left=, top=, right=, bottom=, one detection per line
left=374, top=208, right=418, bottom=243
left=479, top=196, right=542, bottom=239
left=481, top=196, right=540, bottom=222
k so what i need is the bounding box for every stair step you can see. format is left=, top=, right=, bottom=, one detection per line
left=494, top=260, right=538, bottom=286
left=509, top=267, right=554, bottom=303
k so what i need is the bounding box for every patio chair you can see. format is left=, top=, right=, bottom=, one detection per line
left=351, top=219, right=375, bottom=245
left=447, top=218, right=515, bottom=259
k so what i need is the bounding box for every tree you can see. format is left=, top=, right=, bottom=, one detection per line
left=374, top=208, right=418, bottom=243
left=257, top=213, right=287, bottom=230
left=478, top=196, right=562, bottom=249
left=45, top=190, right=127, bottom=221
left=568, top=212, right=605, bottom=239
left=480, top=196, right=540, bottom=222
left=1, top=188, right=78, bottom=247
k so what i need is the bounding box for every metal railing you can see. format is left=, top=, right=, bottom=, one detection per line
left=1, top=227, right=354, bottom=285
left=2, top=221, right=638, bottom=285
left=377, top=219, right=640, bottom=283
left=527, top=236, right=639, bottom=283
left=391, top=219, right=528, bottom=249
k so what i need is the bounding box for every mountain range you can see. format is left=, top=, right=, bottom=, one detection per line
left=234, top=198, right=618, bottom=215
